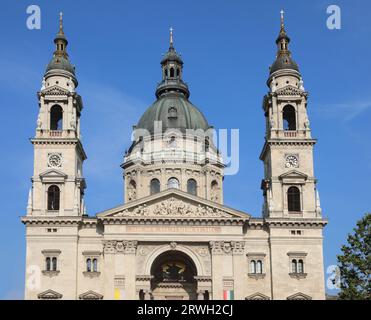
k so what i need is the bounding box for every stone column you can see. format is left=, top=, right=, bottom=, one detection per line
left=123, top=240, right=138, bottom=300
left=231, top=241, right=245, bottom=300
left=103, top=241, right=116, bottom=300
left=209, top=241, right=224, bottom=300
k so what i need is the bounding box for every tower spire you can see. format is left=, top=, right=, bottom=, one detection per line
left=54, top=12, right=68, bottom=58
left=268, top=10, right=300, bottom=76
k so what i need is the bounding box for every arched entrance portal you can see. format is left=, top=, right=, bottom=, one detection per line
left=150, top=251, right=197, bottom=300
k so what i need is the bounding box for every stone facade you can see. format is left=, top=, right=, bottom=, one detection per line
left=22, top=14, right=327, bottom=300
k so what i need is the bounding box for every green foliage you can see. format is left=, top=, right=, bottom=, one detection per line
left=337, top=213, right=371, bottom=300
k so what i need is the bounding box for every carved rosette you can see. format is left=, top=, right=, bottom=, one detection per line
left=103, top=240, right=138, bottom=254
left=231, top=241, right=245, bottom=255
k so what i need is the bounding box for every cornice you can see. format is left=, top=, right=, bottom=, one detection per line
left=30, top=138, right=87, bottom=160
left=101, top=217, right=245, bottom=226
left=264, top=217, right=328, bottom=228
left=21, top=216, right=83, bottom=226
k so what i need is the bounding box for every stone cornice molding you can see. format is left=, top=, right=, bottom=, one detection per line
left=21, top=216, right=83, bottom=226
left=264, top=218, right=328, bottom=228
left=30, top=138, right=87, bottom=160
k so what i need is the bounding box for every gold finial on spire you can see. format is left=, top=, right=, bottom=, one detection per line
left=169, top=27, right=174, bottom=47
left=280, top=9, right=285, bottom=29
left=59, top=12, right=64, bottom=34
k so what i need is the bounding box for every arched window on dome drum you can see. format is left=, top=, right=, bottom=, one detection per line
left=287, top=186, right=301, bottom=212
left=170, top=67, right=175, bottom=78
left=50, top=105, right=63, bottom=130
left=176, top=68, right=180, bottom=77
left=283, top=105, right=296, bottom=130
left=47, top=185, right=60, bottom=211
left=150, top=179, right=160, bottom=195
left=187, top=179, right=197, bottom=196
left=167, top=177, right=179, bottom=189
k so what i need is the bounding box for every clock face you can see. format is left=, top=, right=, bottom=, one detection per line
left=285, top=154, right=299, bottom=168
left=48, top=153, right=62, bottom=167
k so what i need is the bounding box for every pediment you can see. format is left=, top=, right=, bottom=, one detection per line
left=279, top=170, right=308, bottom=181
left=40, top=169, right=67, bottom=178
left=98, top=189, right=249, bottom=220
left=287, top=292, right=312, bottom=300
left=39, top=169, right=67, bottom=183
left=38, top=289, right=63, bottom=299
left=41, top=85, right=69, bottom=96
left=79, top=290, right=103, bottom=300
left=245, top=292, right=270, bottom=300
left=275, top=85, right=305, bottom=97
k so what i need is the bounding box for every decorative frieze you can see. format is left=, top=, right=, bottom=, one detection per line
left=114, top=197, right=233, bottom=218
left=209, top=241, right=245, bottom=255
left=103, top=240, right=138, bottom=254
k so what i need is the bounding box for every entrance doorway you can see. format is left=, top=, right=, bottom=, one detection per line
left=150, top=251, right=197, bottom=300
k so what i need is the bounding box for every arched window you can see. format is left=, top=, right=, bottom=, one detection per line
left=46, top=257, right=51, bottom=271
left=170, top=67, right=175, bottom=77
left=283, top=105, right=296, bottom=130
left=291, top=259, right=297, bottom=273
left=50, top=105, right=63, bottom=130
left=164, top=68, right=168, bottom=77
left=47, top=185, right=60, bottom=211
left=86, top=258, right=91, bottom=272
left=127, top=180, right=137, bottom=201
left=298, top=260, right=304, bottom=274
left=52, top=257, right=57, bottom=271
left=256, top=260, right=263, bottom=274
left=250, top=260, right=256, bottom=274
left=176, top=68, right=180, bottom=77
left=168, top=136, right=177, bottom=147
left=187, top=179, right=197, bottom=196
left=211, top=180, right=219, bottom=202
left=150, top=179, right=160, bottom=195
left=93, top=259, right=98, bottom=272
left=167, top=177, right=179, bottom=189
left=287, top=186, right=301, bottom=212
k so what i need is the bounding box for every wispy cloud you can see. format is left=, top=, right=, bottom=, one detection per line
left=313, top=100, right=371, bottom=122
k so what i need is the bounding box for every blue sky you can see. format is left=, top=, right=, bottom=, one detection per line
left=0, top=0, right=370, bottom=299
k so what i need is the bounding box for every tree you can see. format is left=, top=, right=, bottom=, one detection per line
left=337, top=213, right=371, bottom=300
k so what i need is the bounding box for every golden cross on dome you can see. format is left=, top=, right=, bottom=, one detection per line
left=280, top=9, right=285, bottom=29
left=59, top=12, right=64, bottom=33
left=169, top=27, right=174, bottom=46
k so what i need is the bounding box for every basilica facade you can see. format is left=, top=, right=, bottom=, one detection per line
left=22, top=13, right=327, bottom=300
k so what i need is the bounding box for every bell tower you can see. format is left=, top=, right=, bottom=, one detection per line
left=260, top=11, right=322, bottom=219
left=27, top=13, right=87, bottom=217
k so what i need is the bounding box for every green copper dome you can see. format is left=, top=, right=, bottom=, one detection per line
left=46, top=56, right=75, bottom=75
left=137, top=93, right=209, bottom=134
left=136, top=30, right=210, bottom=134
